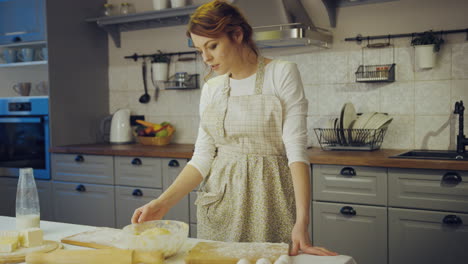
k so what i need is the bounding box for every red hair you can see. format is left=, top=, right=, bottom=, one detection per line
left=186, top=0, right=258, bottom=56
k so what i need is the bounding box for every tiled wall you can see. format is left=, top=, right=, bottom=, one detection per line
left=110, top=32, right=468, bottom=150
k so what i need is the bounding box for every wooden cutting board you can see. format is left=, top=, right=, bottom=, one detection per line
left=0, top=240, right=61, bottom=264
left=185, top=241, right=289, bottom=264
left=61, top=227, right=121, bottom=249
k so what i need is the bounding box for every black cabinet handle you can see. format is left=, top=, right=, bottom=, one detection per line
left=340, top=167, right=356, bottom=176
left=13, top=36, right=22, bottom=43
left=75, top=155, right=84, bottom=162
left=340, top=206, right=356, bottom=216
left=168, top=160, right=179, bottom=167
left=132, top=189, right=143, bottom=197
left=75, top=184, right=86, bottom=192
left=442, top=172, right=462, bottom=184
left=442, top=215, right=463, bottom=226
left=131, top=158, right=142, bottom=166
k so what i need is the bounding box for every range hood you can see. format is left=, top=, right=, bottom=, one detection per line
left=231, top=0, right=333, bottom=49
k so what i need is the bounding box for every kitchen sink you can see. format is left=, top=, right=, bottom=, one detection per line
left=390, top=150, right=468, bottom=161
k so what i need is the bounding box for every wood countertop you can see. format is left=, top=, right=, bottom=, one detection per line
left=49, top=143, right=194, bottom=159
left=307, top=148, right=468, bottom=171
left=50, top=144, right=468, bottom=170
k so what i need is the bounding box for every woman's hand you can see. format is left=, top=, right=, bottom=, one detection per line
left=290, top=222, right=338, bottom=256
left=131, top=198, right=169, bottom=224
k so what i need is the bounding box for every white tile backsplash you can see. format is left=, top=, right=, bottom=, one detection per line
left=108, top=32, right=467, bottom=151
left=415, top=80, right=451, bottom=115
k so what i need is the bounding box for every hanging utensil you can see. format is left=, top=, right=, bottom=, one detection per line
left=151, top=63, right=159, bottom=101
left=139, top=59, right=150, bottom=104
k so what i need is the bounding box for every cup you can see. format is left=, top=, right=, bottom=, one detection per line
left=152, top=62, right=169, bottom=81
left=12, top=82, right=32, bottom=96
left=153, top=0, right=169, bottom=10
left=2, top=48, right=17, bottom=63
left=35, top=81, right=49, bottom=95
left=17, top=48, right=35, bottom=62
left=170, top=0, right=186, bottom=8
left=38, top=47, right=48, bottom=60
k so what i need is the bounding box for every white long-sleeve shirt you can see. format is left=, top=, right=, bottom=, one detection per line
left=188, top=60, right=309, bottom=178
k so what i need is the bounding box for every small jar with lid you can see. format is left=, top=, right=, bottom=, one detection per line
left=103, top=3, right=114, bottom=16
left=120, top=2, right=135, bottom=15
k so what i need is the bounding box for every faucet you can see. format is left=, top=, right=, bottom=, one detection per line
left=454, top=100, right=468, bottom=153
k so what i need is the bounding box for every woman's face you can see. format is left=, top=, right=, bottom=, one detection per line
left=190, top=32, right=242, bottom=75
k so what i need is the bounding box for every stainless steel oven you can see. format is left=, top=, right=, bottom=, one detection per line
left=0, top=96, right=50, bottom=179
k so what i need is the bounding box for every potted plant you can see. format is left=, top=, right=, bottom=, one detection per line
left=411, top=30, right=445, bottom=69
left=151, top=51, right=170, bottom=81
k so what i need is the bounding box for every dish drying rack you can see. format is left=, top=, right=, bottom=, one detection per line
left=314, top=127, right=388, bottom=151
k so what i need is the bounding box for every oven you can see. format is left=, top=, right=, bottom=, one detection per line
left=0, top=96, right=50, bottom=179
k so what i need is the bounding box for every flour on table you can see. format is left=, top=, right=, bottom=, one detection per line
left=212, top=242, right=288, bottom=262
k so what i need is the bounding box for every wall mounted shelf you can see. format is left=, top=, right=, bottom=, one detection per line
left=0, top=61, right=47, bottom=68
left=85, top=5, right=201, bottom=48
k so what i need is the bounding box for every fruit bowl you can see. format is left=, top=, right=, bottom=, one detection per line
left=138, top=134, right=173, bottom=146
left=119, top=220, right=189, bottom=258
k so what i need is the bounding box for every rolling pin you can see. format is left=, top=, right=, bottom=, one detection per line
left=25, top=248, right=164, bottom=264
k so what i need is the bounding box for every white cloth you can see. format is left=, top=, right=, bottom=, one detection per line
left=189, top=60, right=309, bottom=178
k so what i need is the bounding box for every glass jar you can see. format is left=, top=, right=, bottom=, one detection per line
left=16, top=168, right=40, bottom=230
left=120, top=2, right=135, bottom=15
left=103, top=3, right=114, bottom=16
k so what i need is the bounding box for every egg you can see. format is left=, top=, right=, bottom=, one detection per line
left=274, top=255, right=291, bottom=264
left=237, top=258, right=251, bottom=264
left=256, top=258, right=272, bottom=264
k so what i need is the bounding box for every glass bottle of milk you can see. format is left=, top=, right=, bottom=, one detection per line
left=16, top=168, right=40, bottom=230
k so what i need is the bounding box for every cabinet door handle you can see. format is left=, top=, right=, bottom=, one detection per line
left=168, top=160, right=179, bottom=167
left=340, top=206, right=356, bottom=216
left=340, top=167, right=356, bottom=176
left=75, top=184, right=86, bottom=192
left=442, top=172, right=462, bottom=184
left=131, top=158, right=142, bottom=166
left=442, top=215, right=463, bottom=226
left=75, top=155, right=84, bottom=162
left=132, top=189, right=143, bottom=197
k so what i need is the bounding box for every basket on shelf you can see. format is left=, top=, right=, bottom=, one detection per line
left=314, top=127, right=388, bottom=151
left=138, top=134, right=173, bottom=146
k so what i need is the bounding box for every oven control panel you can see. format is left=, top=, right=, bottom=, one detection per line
left=9, top=102, right=32, bottom=112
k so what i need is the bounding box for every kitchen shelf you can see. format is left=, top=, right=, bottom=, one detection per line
left=355, top=63, right=395, bottom=83
left=85, top=5, right=201, bottom=48
left=0, top=61, right=47, bottom=68
left=0, top=41, right=47, bottom=49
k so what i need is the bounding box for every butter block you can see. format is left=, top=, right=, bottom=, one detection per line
left=20, top=228, right=43, bottom=248
left=0, top=231, right=20, bottom=253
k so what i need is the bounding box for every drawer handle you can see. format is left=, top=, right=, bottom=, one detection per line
left=340, top=206, right=356, bottom=216
left=75, top=155, right=84, bottom=162
left=131, top=158, right=142, bottom=166
left=442, top=172, right=462, bottom=184
left=75, top=184, right=86, bottom=192
left=340, top=167, right=356, bottom=177
left=442, top=215, right=463, bottom=226
left=132, top=189, right=143, bottom=197
left=168, top=160, right=179, bottom=167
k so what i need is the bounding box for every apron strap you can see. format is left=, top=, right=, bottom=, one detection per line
left=255, top=56, right=265, bottom=95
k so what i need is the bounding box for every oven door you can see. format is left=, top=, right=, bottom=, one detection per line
left=0, top=116, right=50, bottom=179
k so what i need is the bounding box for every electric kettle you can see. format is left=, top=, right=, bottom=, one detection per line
left=110, top=108, right=133, bottom=144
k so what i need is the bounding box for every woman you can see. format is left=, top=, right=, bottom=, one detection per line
left=132, top=0, right=337, bottom=257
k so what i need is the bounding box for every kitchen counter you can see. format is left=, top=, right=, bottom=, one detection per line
left=50, top=143, right=468, bottom=171
left=0, top=216, right=355, bottom=264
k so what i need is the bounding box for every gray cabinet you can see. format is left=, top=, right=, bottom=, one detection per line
left=115, top=186, right=162, bottom=228
left=313, top=201, right=387, bottom=264
left=312, top=165, right=388, bottom=264
left=0, top=177, right=18, bottom=217
left=53, top=181, right=115, bottom=227
left=162, top=158, right=189, bottom=223
left=312, top=164, right=468, bottom=264
left=115, top=156, right=162, bottom=188
left=389, top=208, right=468, bottom=264
left=0, top=177, right=53, bottom=221
left=388, top=168, right=468, bottom=212
left=52, top=154, right=114, bottom=184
